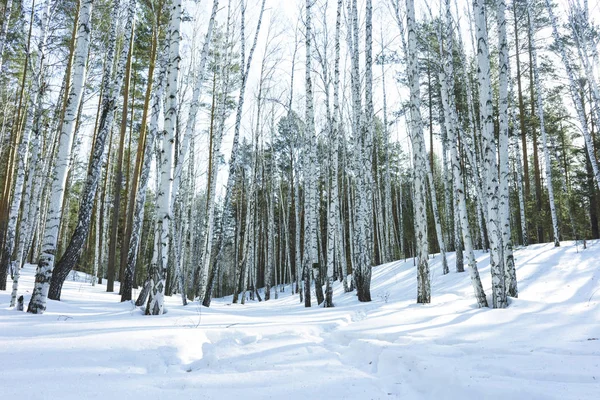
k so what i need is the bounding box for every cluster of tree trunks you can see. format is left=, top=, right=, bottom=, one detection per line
left=0, top=0, right=599, bottom=315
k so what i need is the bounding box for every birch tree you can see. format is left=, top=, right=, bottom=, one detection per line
left=526, top=0, right=560, bottom=248
left=9, top=0, right=53, bottom=306
left=406, top=0, right=430, bottom=304
left=0, top=0, right=13, bottom=74
left=568, top=1, right=600, bottom=129
left=302, top=0, right=318, bottom=307
left=147, top=0, right=181, bottom=316
left=121, top=52, right=168, bottom=302
left=48, top=0, right=138, bottom=301
left=438, top=0, right=487, bottom=307
left=498, top=0, right=518, bottom=295
left=473, top=0, right=506, bottom=308
left=323, top=0, right=343, bottom=308
left=171, top=0, right=219, bottom=270
left=347, top=0, right=373, bottom=303
left=28, top=0, right=94, bottom=314
left=544, top=0, right=600, bottom=192
left=202, top=0, right=266, bottom=307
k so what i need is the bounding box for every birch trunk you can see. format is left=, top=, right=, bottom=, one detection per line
left=265, top=156, right=275, bottom=300
left=92, top=195, right=100, bottom=286
left=147, top=0, right=181, bottom=316
left=527, top=0, right=560, bottom=248
left=48, top=0, right=137, bottom=301
left=199, top=43, right=233, bottom=305
left=10, top=96, right=44, bottom=306
left=380, top=27, right=396, bottom=260
left=170, top=0, right=219, bottom=212
left=187, top=0, right=222, bottom=301
left=362, top=0, right=374, bottom=298
left=568, top=3, right=600, bottom=129
left=28, top=0, right=94, bottom=314
left=121, top=52, right=168, bottom=302
left=498, top=0, right=518, bottom=296
left=508, top=51, right=528, bottom=248
left=107, top=19, right=135, bottom=293
left=0, top=0, right=13, bottom=73
left=543, top=0, right=600, bottom=192
left=453, top=1, right=488, bottom=250
left=303, top=0, right=318, bottom=307
left=473, top=0, right=506, bottom=308
left=1, top=0, right=39, bottom=289
left=426, top=159, right=449, bottom=274
left=406, top=0, right=430, bottom=304
left=347, top=0, right=372, bottom=303
left=324, top=0, right=342, bottom=308
left=8, top=0, right=52, bottom=306
left=201, top=0, right=266, bottom=307
left=439, top=0, right=487, bottom=307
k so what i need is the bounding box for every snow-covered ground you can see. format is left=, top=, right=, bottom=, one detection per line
left=1, top=241, right=599, bottom=399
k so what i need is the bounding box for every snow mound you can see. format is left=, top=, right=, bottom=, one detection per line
left=1, top=241, right=599, bottom=399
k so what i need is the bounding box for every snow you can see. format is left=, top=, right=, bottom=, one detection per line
left=1, top=241, right=599, bottom=399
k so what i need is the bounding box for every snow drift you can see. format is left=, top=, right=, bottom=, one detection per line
left=1, top=241, right=599, bottom=399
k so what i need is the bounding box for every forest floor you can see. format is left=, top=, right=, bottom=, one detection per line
left=1, top=241, right=599, bottom=399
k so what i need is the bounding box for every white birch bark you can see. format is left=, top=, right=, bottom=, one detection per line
left=170, top=0, right=219, bottom=209
left=440, top=123, right=454, bottom=255
left=380, top=26, right=396, bottom=260
left=265, top=148, right=275, bottom=300
left=92, top=196, right=100, bottom=286
left=201, top=0, right=266, bottom=306
left=347, top=0, right=372, bottom=303
left=526, top=0, right=560, bottom=248
left=473, top=0, right=506, bottom=308
left=8, top=0, right=52, bottom=307
left=28, top=0, right=94, bottom=314
left=362, top=0, right=375, bottom=290
left=453, top=0, right=488, bottom=250
left=294, top=149, right=302, bottom=300
left=2, top=0, right=39, bottom=284
left=241, top=144, right=258, bottom=305
left=543, top=0, right=600, bottom=192
left=147, top=0, right=182, bottom=316
left=498, top=0, right=518, bottom=295
left=279, top=182, right=293, bottom=293
left=187, top=0, right=223, bottom=302
left=30, top=137, right=55, bottom=264
left=426, top=158, right=449, bottom=274
left=325, top=0, right=342, bottom=308
left=122, top=52, right=168, bottom=302
left=49, top=0, right=137, bottom=300
left=303, top=0, right=317, bottom=307
left=406, top=0, right=430, bottom=304
left=200, top=6, right=234, bottom=305
left=568, top=2, right=600, bottom=129
left=508, top=53, right=528, bottom=249
left=0, top=0, right=13, bottom=73
left=10, top=97, right=44, bottom=307
left=439, top=0, right=487, bottom=307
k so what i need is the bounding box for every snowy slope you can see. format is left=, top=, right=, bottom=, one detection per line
left=1, top=241, right=599, bottom=399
